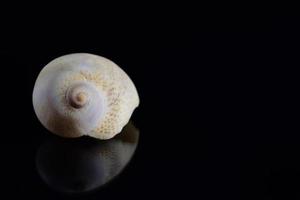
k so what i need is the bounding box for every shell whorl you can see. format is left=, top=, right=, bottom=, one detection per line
left=32, top=53, right=139, bottom=139
left=66, top=83, right=89, bottom=109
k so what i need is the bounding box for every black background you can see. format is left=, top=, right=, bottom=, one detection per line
left=0, top=13, right=299, bottom=199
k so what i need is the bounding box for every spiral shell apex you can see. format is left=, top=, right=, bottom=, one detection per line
left=32, top=53, right=139, bottom=139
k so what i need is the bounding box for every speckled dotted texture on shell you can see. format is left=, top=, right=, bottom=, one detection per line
left=33, top=53, right=139, bottom=139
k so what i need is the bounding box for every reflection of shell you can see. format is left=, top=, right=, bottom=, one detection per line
left=32, top=53, right=139, bottom=139
left=36, top=122, right=139, bottom=194
left=97, top=122, right=139, bottom=183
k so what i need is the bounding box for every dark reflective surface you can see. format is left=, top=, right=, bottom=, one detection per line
left=1, top=18, right=294, bottom=199
left=36, top=122, right=139, bottom=194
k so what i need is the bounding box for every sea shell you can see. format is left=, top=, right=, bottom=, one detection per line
left=32, top=53, right=139, bottom=139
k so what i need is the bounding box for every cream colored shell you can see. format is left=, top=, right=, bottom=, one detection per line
left=32, top=53, right=139, bottom=139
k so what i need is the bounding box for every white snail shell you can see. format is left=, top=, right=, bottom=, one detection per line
left=32, top=53, right=139, bottom=139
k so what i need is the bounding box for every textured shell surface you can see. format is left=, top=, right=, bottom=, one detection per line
left=32, top=53, right=139, bottom=139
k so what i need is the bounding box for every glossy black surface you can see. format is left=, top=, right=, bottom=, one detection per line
left=1, top=15, right=299, bottom=199
left=36, top=122, right=139, bottom=194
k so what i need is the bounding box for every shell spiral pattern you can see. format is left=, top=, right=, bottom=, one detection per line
left=32, top=53, right=139, bottom=139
